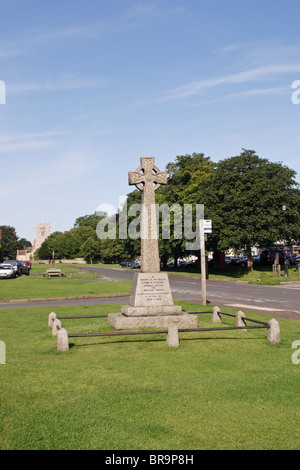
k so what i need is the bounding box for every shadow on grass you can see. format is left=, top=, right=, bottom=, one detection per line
left=68, top=335, right=266, bottom=348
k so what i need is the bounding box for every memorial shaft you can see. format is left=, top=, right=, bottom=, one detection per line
left=128, top=157, right=167, bottom=273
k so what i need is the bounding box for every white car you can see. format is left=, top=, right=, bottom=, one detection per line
left=0, top=264, right=15, bottom=279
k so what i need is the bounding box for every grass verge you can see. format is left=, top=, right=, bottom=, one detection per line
left=0, top=301, right=299, bottom=450
left=0, top=264, right=131, bottom=300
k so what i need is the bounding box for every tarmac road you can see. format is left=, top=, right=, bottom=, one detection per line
left=1, top=266, right=299, bottom=320
left=81, top=266, right=300, bottom=320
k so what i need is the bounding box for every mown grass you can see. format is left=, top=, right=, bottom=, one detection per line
left=0, top=264, right=131, bottom=300
left=1, top=301, right=300, bottom=450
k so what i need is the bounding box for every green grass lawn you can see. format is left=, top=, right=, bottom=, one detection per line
left=0, top=264, right=131, bottom=300
left=1, top=300, right=300, bottom=450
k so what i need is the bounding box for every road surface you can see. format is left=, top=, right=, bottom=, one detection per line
left=1, top=266, right=299, bottom=320
left=85, top=267, right=300, bottom=320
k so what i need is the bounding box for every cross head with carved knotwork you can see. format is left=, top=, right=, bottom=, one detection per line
left=128, top=157, right=167, bottom=273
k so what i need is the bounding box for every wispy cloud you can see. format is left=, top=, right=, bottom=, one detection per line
left=8, top=75, right=109, bottom=94
left=123, top=2, right=188, bottom=20
left=158, top=64, right=300, bottom=101
left=189, top=86, right=290, bottom=107
left=0, top=130, right=66, bottom=153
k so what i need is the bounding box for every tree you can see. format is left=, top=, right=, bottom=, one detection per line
left=81, top=237, right=101, bottom=263
left=36, top=214, right=104, bottom=260
left=0, top=225, right=19, bottom=258
left=157, top=153, right=215, bottom=264
left=162, top=153, right=215, bottom=204
left=74, top=213, right=104, bottom=230
left=36, top=231, right=65, bottom=259
left=200, top=149, right=300, bottom=267
left=18, top=238, right=32, bottom=250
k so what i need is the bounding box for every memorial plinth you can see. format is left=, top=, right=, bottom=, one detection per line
left=108, top=272, right=197, bottom=329
left=108, top=157, right=198, bottom=330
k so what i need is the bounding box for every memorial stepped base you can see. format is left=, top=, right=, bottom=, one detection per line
left=107, top=312, right=198, bottom=330
left=108, top=271, right=198, bottom=329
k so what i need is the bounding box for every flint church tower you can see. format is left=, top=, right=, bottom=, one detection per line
left=32, top=222, right=50, bottom=255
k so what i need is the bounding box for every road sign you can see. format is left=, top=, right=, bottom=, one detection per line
left=203, top=219, right=212, bottom=233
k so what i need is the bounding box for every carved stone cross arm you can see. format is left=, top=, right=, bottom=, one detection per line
left=128, top=157, right=167, bottom=197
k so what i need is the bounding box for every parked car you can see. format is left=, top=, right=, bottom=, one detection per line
left=260, top=249, right=285, bottom=265
left=185, top=260, right=198, bottom=268
left=291, top=255, right=300, bottom=265
left=131, top=263, right=141, bottom=269
left=0, top=264, right=15, bottom=279
left=228, top=256, right=248, bottom=266
left=1, top=260, right=30, bottom=276
left=119, top=261, right=133, bottom=268
left=252, top=255, right=260, bottom=264
left=167, top=259, right=187, bottom=268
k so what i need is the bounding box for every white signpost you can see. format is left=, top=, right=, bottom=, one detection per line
left=199, top=219, right=212, bottom=306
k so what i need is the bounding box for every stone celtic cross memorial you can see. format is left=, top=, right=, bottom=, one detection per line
left=108, top=157, right=198, bottom=330
left=129, top=156, right=166, bottom=273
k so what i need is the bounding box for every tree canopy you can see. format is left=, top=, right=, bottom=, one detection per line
left=33, top=150, right=300, bottom=265
left=200, top=149, right=300, bottom=257
left=0, top=225, right=20, bottom=259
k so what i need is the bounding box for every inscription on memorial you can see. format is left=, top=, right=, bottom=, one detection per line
left=138, top=276, right=168, bottom=302
left=129, top=273, right=174, bottom=307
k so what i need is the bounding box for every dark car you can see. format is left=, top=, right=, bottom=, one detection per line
left=228, top=256, right=248, bottom=267
left=2, top=260, right=30, bottom=276
left=23, top=261, right=32, bottom=269
left=131, top=263, right=141, bottom=269
left=260, top=249, right=285, bottom=265
left=291, top=255, right=300, bottom=265
left=119, top=261, right=133, bottom=268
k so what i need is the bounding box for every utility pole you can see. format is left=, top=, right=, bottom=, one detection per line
left=282, top=205, right=288, bottom=276
left=199, top=219, right=212, bottom=306
left=282, top=205, right=286, bottom=249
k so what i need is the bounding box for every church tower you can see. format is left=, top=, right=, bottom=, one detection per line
left=32, top=223, right=50, bottom=255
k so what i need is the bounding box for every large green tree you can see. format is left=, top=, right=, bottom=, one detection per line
left=81, top=237, right=101, bottom=263
left=157, top=153, right=215, bottom=264
left=200, top=149, right=300, bottom=264
left=0, top=225, right=19, bottom=258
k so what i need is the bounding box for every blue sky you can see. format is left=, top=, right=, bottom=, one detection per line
left=1, top=0, right=300, bottom=243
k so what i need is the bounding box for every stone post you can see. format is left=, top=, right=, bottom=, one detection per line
left=212, top=306, right=222, bottom=323
left=267, top=319, right=281, bottom=344
left=236, top=311, right=247, bottom=330
left=57, top=328, right=69, bottom=352
left=166, top=324, right=179, bottom=348
left=48, top=312, right=56, bottom=327
left=52, top=318, right=61, bottom=337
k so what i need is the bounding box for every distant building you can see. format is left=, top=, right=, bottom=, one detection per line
left=17, top=223, right=50, bottom=261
